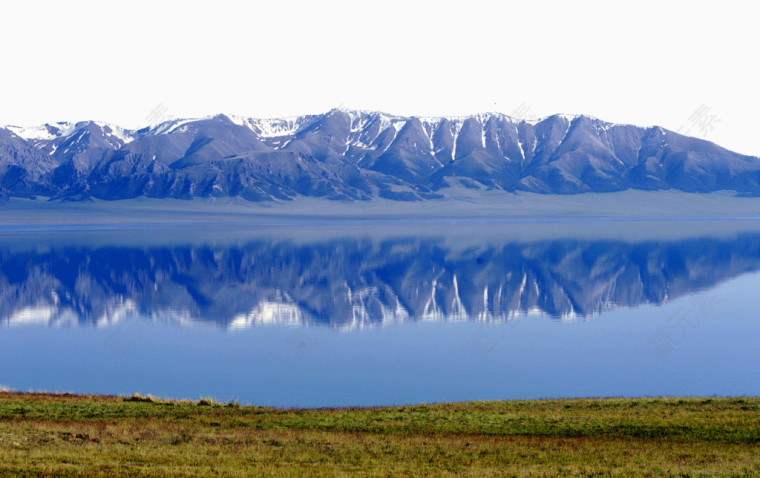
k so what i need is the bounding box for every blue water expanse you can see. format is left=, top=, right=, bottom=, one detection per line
left=1, top=220, right=759, bottom=407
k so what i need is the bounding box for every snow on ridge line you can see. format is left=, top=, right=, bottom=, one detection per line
left=150, top=115, right=218, bottom=135
left=6, top=122, right=79, bottom=141
left=245, top=116, right=315, bottom=137
left=223, top=110, right=569, bottom=139
left=91, top=121, right=136, bottom=145
left=5, top=111, right=629, bottom=146
left=5, top=121, right=137, bottom=146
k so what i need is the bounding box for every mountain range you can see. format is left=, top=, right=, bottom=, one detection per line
left=2, top=109, right=760, bottom=201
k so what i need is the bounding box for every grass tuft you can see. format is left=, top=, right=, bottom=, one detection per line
left=197, top=397, right=222, bottom=407
left=124, top=393, right=157, bottom=403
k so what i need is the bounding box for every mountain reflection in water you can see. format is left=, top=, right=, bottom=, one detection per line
left=3, top=230, right=760, bottom=329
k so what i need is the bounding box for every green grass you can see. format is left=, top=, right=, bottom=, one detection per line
left=0, top=392, right=759, bottom=476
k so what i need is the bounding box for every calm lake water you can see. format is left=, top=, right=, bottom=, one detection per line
left=1, top=219, right=759, bottom=407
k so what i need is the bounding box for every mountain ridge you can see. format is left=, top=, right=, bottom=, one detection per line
left=2, top=109, right=759, bottom=201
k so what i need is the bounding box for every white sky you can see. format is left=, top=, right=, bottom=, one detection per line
left=1, top=0, right=758, bottom=155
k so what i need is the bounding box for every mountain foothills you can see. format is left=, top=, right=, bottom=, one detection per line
left=1, top=109, right=760, bottom=201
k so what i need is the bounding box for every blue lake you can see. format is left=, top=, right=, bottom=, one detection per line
left=1, top=220, right=759, bottom=407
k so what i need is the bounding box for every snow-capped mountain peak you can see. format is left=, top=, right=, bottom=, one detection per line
left=5, top=121, right=136, bottom=152
left=6, top=122, right=79, bottom=142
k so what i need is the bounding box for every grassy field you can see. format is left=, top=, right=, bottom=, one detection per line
left=0, top=392, right=758, bottom=476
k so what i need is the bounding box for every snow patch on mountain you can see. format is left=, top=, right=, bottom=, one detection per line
left=244, top=116, right=315, bottom=137
left=6, top=122, right=78, bottom=141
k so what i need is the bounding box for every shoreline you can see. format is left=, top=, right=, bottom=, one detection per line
left=3, top=390, right=760, bottom=409
left=3, top=190, right=760, bottom=225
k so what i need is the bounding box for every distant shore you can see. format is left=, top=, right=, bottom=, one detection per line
left=3, top=190, right=760, bottom=248
left=1, top=391, right=758, bottom=476
left=3, top=190, right=760, bottom=224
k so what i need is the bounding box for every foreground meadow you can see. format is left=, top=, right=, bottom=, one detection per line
left=0, top=392, right=758, bottom=476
